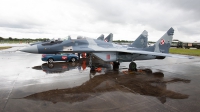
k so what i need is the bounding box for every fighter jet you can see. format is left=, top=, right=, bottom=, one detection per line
left=20, top=27, right=193, bottom=71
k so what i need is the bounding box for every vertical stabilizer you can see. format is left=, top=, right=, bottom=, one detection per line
left=104, top=33, right=113, bottom=42
left=97, top=34, right=104, bottom=40
left=67, top=36, right=71, bottom=40
left=153, top=27, right=174, bottom=53
left=130, top=30, right=148, bottom=48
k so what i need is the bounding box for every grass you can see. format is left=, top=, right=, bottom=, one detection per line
left=169, top=48, right=200, bottom=56
left=0, top=46, right=12, bottom=50
left=0, top=42, right=27, bottom=44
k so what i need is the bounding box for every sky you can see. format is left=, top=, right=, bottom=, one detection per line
left=0, top=0, right=199, bottom=42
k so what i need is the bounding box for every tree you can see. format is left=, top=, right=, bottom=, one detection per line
left=0, top=37, right=4, bottom=40
left=9, top=37, right=12, bottom=40
left=14, top=38, right=18, bottom=41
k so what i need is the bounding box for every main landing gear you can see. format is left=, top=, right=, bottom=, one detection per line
left=128, top=55, right=138, bottom=71
left=112, top=61, right=137, bottom=71
left=113, top=61, right=120, bottom=70
left=128, top=61, right=137, bottom=71
left=89, top=53, right=121, bottom=71
left=89, top=54, right=95, bottom=71
left=88, top=54, right=137, bottom=71
left=113, top=61, right=137, bottom=71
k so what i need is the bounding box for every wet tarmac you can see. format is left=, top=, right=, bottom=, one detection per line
left=1, top=46, right=200, bottom=112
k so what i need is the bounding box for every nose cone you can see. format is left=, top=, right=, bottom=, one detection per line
left=20, top=45, right=38, bottom=53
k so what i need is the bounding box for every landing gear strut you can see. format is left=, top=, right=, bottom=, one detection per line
left=128, top=61, right=137, bottom=71
left=113, top=61, right=120, bottom=70
left=89, top=54, right=96, bottom=71
left=89, top=53, right=92, bottom=67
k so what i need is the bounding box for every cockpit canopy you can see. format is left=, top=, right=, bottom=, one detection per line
left=42, top=36, right=71, bottom=46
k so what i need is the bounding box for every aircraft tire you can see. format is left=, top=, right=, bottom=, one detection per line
left=128, top=62, right=137, bottom=71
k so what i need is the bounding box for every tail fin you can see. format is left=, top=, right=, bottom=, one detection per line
left=67, top=36, right=71, bottom=40
left=153, top=27, right=174, bottom=53
left=104, top=33, right=113, bottom=42
left=130, top=30, right=148, bottom=48
left=97, top=34, right=104, bottom=40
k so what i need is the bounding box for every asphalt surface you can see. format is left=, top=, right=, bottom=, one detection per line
left=1, top=46, right=200, bottom=112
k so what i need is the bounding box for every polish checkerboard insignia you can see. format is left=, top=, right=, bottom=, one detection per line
left=160, top=39, right=165, bottom=45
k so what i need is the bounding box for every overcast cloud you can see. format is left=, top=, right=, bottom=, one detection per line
left=0, top=0, right=199, bottom=42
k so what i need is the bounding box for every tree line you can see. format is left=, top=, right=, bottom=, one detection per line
left=113, top=40, right=133, bottom=43
left=0, top=37, right=49, bottom=43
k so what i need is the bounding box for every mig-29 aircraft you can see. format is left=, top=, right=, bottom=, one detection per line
left=20, top=27, right=193, bottom=71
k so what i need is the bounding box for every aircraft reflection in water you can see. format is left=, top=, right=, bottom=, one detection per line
left=32, top=58, right=113, bottom=74
left=27, top=66, right=190, bottom=104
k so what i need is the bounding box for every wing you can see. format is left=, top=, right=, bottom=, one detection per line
left=60, top=45, right=194, bottom=59
left=121, top=49, right=194, bottom=59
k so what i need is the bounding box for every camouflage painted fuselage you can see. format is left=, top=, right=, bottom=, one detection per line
left=20, top=28, right=193, bottom=62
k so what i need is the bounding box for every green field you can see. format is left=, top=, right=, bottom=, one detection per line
left=0, top=46, right=12, bottom=50
left=170, top=48, right=200, bottom=56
